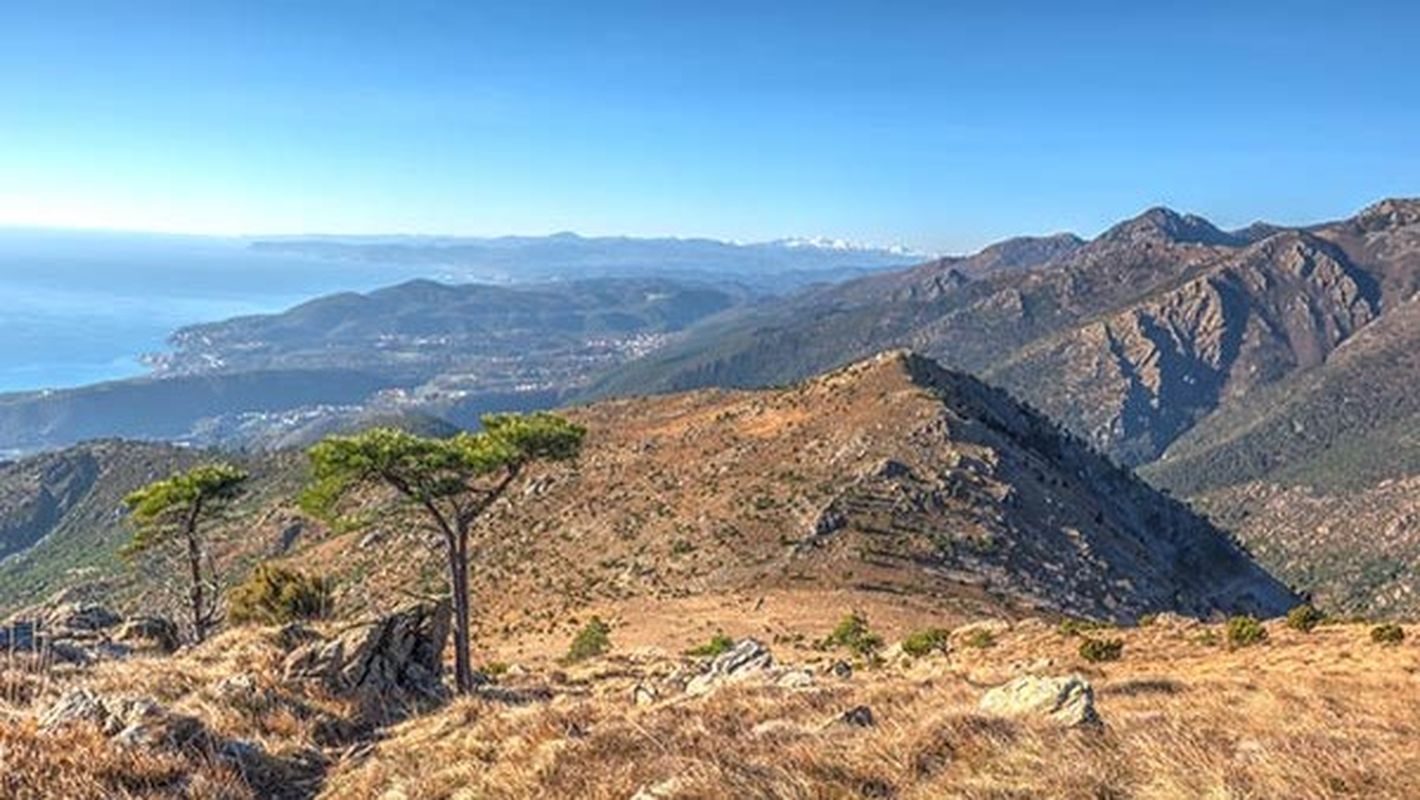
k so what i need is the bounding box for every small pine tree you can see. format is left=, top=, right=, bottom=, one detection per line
left=124, top=463, right=248, bottom=643
left=565, top=616, right=612, bottom=663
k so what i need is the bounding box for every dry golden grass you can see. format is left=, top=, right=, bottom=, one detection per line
left=321, top=618, right=1420, bottom=800
left=1, top=610, right=1415, bottom=799
left=0, top=718, right=252, bottom=799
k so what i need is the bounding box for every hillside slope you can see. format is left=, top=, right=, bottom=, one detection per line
left=282, top=351, right=1294, bottom=633
left=0, top=352, right=1295, bottom=626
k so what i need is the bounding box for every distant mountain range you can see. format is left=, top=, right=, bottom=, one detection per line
left=587, top=198, right=1420, bottom=613
left=250, top=231, right=922, bottom=293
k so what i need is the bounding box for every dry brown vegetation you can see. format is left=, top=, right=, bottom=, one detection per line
left=3, top=608, right=1415, bottom=799
left=317, top=616, right=1420, bottom=799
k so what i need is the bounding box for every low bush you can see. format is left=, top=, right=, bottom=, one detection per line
left=963, top=629, right=995, bottom=649
left=900, top=628, right=951, bottom=657
left=227, top=564, right=332, bottom=625
left=1371, top=624, right=1405, bottom=645
left=1226, top=615, right=1268, bottom=648
left=1058, top=617, right=1112, bottom=637
left=686, top=632, right=735, bottom=657
left=820, top=612, right=884, bottom=657
left=1078, top=637, right=1124, bottom=663
left=565, top=616, right=612, bottom=663
left=1285, top=604, right=1325, bottom=633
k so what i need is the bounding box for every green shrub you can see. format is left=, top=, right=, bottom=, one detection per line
left=963, top=629, right=996, bottom=649
left=820, top=612, right=884, bottom=657
left=1136, top=613, right=1158, bottom=627
left=686, top=632, right=735, bottom=658
left=1078, top=637, right=1124, bottom=663
left=227, top=564, right=332, bottom=625
left=1226, top=615, right=1268, bottom=648
left=480, top=661, right=510, bottom=676
left=1371, top=623, right=1405, bottom=645
left=1285, top=604, right=1326, bottom=633
left=565, top=616, right=612, bottom=663
left=900, top=628, right=951, bottom=658
left=1058, top=617, right=1112, bottom=637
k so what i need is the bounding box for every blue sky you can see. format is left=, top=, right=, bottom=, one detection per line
left=2, top=1, right=1418, bottom=253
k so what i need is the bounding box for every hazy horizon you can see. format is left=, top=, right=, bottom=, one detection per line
left=5, top=2, right=1419, bottom=253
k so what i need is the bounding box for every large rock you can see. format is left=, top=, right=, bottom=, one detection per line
left=979, top=674, right=1099, bottom=727
left=685, top=639, right=773, bottom=695
left=283, top=600, right=451, bottom=703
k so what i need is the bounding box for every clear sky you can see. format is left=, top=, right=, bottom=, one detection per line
left=2, top=1, right=1418, bottom=253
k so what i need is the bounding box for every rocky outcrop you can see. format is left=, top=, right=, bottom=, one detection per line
left=1, top=600, right=180, bottom=663
left=283, top=600, right=451, bottom=705
left=40, top=687, right=323, bottom=799
left=979, top=674, right=1099, bottom=727
left=685, top=639, right=774, bottom=695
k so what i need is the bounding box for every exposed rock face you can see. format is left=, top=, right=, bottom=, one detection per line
left=990, top=232, right=1378, bottom=464
left=283, top=600, right=451, bottom=704
left=685, top=639, right=774, bottom=695
left=979, top=674, right=1099, bottom=727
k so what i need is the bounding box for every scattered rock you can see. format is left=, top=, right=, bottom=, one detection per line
left=776, top=669, right=815, bottom=689
left=632, top=682, right=659, bottom=706
left=631, top=777, right=685, bottom=800
left=837, top=705, right=876, bottom=728
left=831, top=660, right=853, bottom=679
left=685, top=639, right=773, bottom=695
left=979, top=674, right=1099, bottom=727
left=39, top=688, right=110, bottom=730
left=45, top=603, right=122, bottom=633
left=272, top=520, right=305, bottom=554
left=112, top=616, right=180, bottom=654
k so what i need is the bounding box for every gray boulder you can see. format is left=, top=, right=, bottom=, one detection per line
left=979, top=674, right=1099, bottom=727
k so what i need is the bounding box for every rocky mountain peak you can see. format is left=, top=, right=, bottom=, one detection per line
left=1098, top=206, right=1239, bottom=247
left=1353, top=197, right=1420, bottom=232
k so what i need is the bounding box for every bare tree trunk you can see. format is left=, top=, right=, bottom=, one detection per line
left=447, top=529, right=475, bottom=693
left=184, top=498, right=207, bottom=643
